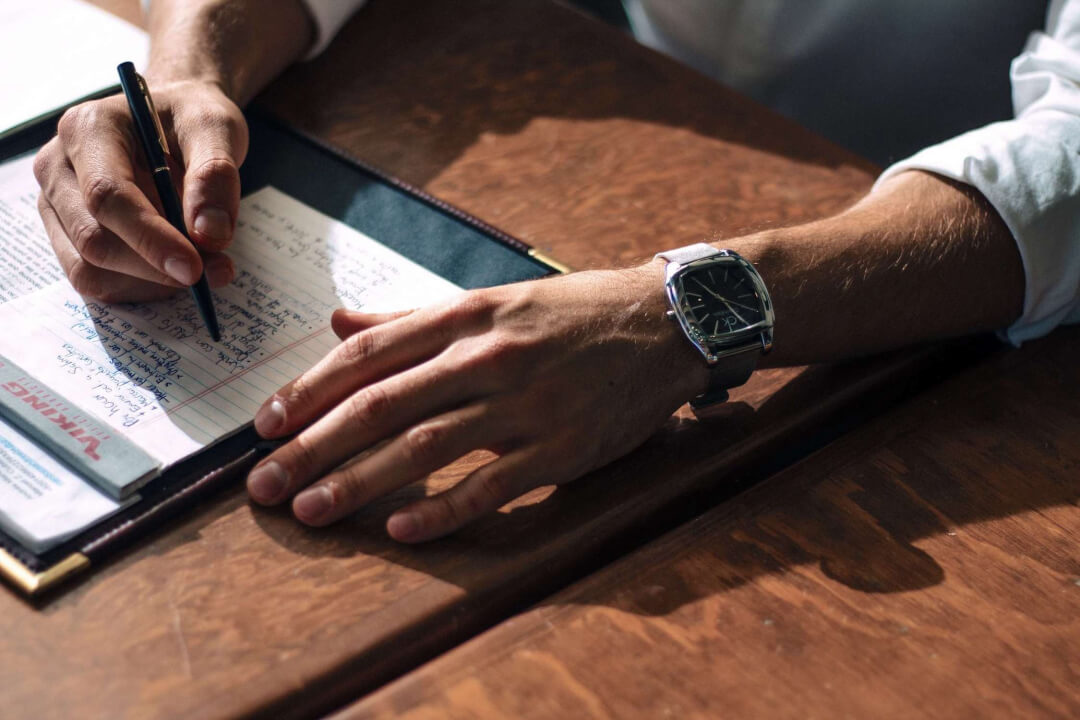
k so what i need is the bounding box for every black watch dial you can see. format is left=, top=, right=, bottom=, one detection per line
left=679, top=262, right=764, bottom=337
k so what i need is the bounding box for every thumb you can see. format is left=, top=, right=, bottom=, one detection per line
left=331, top=308, right=415, bottom=340
left=177, top=100, right=249, bottom=252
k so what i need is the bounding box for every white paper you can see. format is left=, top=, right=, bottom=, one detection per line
left=0, top=155, right=66, bottom=303
left=0, top=173, right=462, bottom=550
left=0, top=187, right=463, bottom=464
left=0, top=0, right=149, bottom=138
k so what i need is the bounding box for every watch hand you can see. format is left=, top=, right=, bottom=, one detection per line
left=691, top=277, right=722, bottom=299
left=719, top=299, right=748, bottom=326
left=719, top=297, right=758, bottom=312
left=692, top=278, right=756, bottom=312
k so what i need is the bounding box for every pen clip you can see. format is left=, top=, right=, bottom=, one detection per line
left=134, top=72, right=171, bottom=159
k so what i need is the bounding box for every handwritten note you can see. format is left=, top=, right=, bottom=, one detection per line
left=0, top=186, right=462, bottom=466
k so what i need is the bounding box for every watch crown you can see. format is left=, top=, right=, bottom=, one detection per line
left=665, top=309, right=676, bottom=320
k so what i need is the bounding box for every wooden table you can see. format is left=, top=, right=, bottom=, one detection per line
left=4, top=1, right=1068, bottom=719
left=342, top=324, right=1080, bottom=720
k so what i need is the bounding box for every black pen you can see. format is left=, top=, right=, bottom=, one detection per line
left=116, top=61, right=221, bottom=342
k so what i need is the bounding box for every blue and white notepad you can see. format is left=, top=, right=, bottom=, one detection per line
left=0, top=153, right=463, bottom=552
left=0, top=356, right=160, bottom=499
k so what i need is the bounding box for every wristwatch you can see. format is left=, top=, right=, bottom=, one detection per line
left=655, top=243, right=774, bottom=410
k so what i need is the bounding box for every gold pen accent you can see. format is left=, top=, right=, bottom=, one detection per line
left=135, top=72, right=170, bottom=157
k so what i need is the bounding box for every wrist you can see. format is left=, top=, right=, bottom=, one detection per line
left=143, top=67, right=235, bottom=103
left=629, top=259, right=714, bottom=402
left=143, top=0, right=314, bottom=107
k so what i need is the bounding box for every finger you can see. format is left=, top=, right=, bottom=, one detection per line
left=331, top=308, right=415, bottom=340
left=246, top=361, right=484, bottom=506
left=203, top=252, right=236, bottom=287
left=174, top=104, right=248, bottom=251
left=35, top=155, right=185, bottom=286
left=386, top=448, right=540, bottom=542
left=253, top=309, right=455, bottom=437
left=286, top=403, right=508, bottom=526
left=57, top=104, right=203, bottom=286
left=39, top=195, right=182, bottom=303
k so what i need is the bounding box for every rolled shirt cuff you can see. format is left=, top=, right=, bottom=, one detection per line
left=299, top=0, right=367, bottom=59
left=874, top=110, right=1080, bottom=345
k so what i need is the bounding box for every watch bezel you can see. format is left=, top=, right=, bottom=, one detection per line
left=664, top=252, right=775, bottom=364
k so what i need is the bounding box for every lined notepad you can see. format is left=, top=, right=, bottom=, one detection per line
left=0, top=153, right=462, bottom=550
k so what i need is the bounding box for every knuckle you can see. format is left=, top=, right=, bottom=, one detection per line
left=443, top=291, right=491, bottom=325
left=433, top=494, right=466, bottom=532
left=220, top=107, right=247, bottom=141
left=333, top=471, right=370, bottom=508
left=32, top=145, right=57, bottom=186
left=192, top=105, right=232, bottom=131
left=187, top=103, right=247, bottom=148
left=56, top=105, right=87, bottom=140
left=189, top=155, right=238, bottom=185
left=473, top=471, right=511, bottom=513
left=288, top=434, right=320, bottom=475
left=285, top=375, right=317, bottom=413
left=67, top=260, right=103, bottom=299
left=71, top=220, right=110, bottom=266
left=83, top=174, right=124, bottom=217
left=461, top=335, right=526, bottom=380
left=403, top=423, right=447, bottom=467
left=340, top=330, right=376, bottom=367
left=347, top=386, right=392, bottom=430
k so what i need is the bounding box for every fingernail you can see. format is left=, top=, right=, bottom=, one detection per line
left=164, top=256, right=197, bottom=285
left=294, top=486, right=333, bottom=523
left=387, top=512, right=421, bottom=540
left=194, top=207, right=232, bottom=242
left=248, top=461, right=288, bottom=503
left=255, top=398, right=286, bottom=435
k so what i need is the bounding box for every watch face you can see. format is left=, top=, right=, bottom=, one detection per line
left=677, top=260, right=766, bottom=338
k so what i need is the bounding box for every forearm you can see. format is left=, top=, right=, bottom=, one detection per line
left=144, top=0, right=313, bottom=105
left=719, top=170, right=1025, bottom=366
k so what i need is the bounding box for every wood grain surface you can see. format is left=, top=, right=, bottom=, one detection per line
left=344, top=326, right=1080, bottom=720
left=0, top=2, right=982, bottom=719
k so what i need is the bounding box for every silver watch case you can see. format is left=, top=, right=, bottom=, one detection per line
left=663, top=250, right=775, bottom=365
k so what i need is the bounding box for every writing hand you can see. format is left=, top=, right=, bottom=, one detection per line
left=245, top=263, right=709, bottom=542
left=33, top=79, right=244, bottom=302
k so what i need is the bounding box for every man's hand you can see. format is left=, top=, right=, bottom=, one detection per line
left=33, top=80, right=246, bottom=302
left=32, top=0, right=315, bottom=303
left=245, top=170, right=1027, bottom=542
left=246, top=265, right=709, bottom=542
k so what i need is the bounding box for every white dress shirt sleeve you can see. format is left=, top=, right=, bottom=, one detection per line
left=875, top=0, right=1080, bottom=345
left=141, top=1, right=367, bottom=60
left=298, top=0, right=368, bottom=59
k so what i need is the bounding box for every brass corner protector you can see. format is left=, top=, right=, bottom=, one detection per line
left=528, top=249, right=572, bottom=275
left=0, top=547, right=89, bottom=596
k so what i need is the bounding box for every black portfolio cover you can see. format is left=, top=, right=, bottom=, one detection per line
left=0, top=109, right=561, bottom=596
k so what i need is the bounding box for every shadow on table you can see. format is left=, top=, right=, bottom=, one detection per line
left=240, top=335, right=1077, bottom=619
left=29, top=1, right=1063, bottom=623
left=258, top=0, right=877, bottom=239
